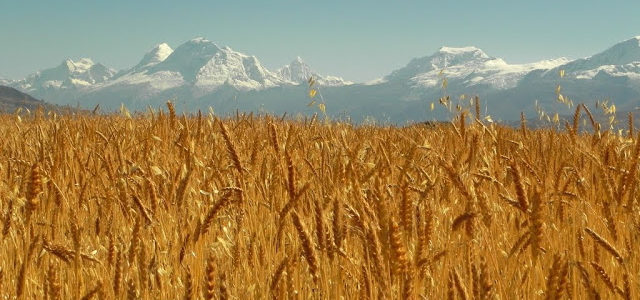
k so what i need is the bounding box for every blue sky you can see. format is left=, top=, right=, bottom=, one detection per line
left=1, top=0, right=639, bottom=82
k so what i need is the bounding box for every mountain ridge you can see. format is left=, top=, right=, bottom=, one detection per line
left=6, top=35, right=640, bottom=122
left=0, top=85, right=66, bottom=112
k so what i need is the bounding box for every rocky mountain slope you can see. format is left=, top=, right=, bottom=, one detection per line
left=0, top=85, right=62, bottom=112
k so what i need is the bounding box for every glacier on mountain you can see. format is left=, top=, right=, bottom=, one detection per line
left=538, top=36, right=640, bottom=79
left=126, top=43, right=174, bottom=74
left=104, top=38, right=315, bottom=96
left=0, top=78, right=13, bottom=86
left=387, top=46, right=568, bottom=89
left=6, top=35, right=640, bottom=122
left=76, top=37, right=354, bottom=104
left=277, top=56, right=352, bottom=86
left=13, top=58, right=116, bottom=93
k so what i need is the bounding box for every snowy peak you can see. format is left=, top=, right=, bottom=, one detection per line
left=553, top=36, right=640, bottom=78
left=57, top=58, right=114, bottom=80
left=289, top=56, right=306, bottom=69
left=151, top=38, right=223, bottom=82
left=386, top=46, right=494, bottom=82
left=168, top=38, right=222, bottom=63
left=191, top=44, right=286, bottom=91
left=594, top=36, right=640, bottom=65
left=110, top=38, right=290, bottom=93
left=134, top=43, right=173, bottom=70
left=13, top=58, right=115, bottom=92
left=277, top=57, right=352, bottom=86
left=438, top=46, right=486, bottom=54
left=435, top=46, right=489, bottom=61
left=278, top=56, right=314, bottom=83
left=148, top=37, right=287, bottom=91
left=62, top=58, right=95, bottom=72
left=114, top=43, right=174, bottom=78
left=428, top=46, right=491, bottom=70
left=108, top=39, right=352, bottom=95
left=525, top=57, right=571, bottom=69
left=386, top=45, right=570, bottom=90
left=9, top=34, right=640, bottom=117
left=150, top=43, right=173, bottom=61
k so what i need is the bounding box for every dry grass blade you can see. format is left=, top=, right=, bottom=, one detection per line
left=270, top=257, right=289, bottom=292
left=584, top=227, right=624, bottom=264
left=218, top=119, right=244, bottom=173
left=452, top=212, right=476, bottom=232
left=453, top=268, right=469, bottom=300
left=291, top=210, right=319, bottom=284
left=132, top=194, right=153, bottom=224
left=509, top=158, right=529, bottom=213
left=590, top=262, right=623, bottom=295
left=197, top=191, right=235, bottom=241
left=80, top=282, right=102, bottom=300
left=2, top=200, right=13, bottom=237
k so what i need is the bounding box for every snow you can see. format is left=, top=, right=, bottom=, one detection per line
left=323, top=75, right=353, bottom=86
left=12, top=58, right=116, bottom=93
left=98, top=70, right=185, bottom=92
left=0, top=78, right=13, bottom=86
left=155, top=43, right=173, bottom=59
left=468, top=76, right=484, bottom=83
left=154, top=38, right=224, bottom=83
left=438, top=46, right=488, bottom=57
left=193, top=48, right=284, bottom=92
left=553, top=36, right=640, bottom=77
left=103, top=38, right=293, bottom=95
left=8, top=35, right=640, bottom=109
left=72, top=58, right=95, bottom=72
left=277, top=56, right=352, bottom=86
left=402, top=46, right=569, bottom=90
left=277, top=56, right=314, bottom=83
left=385, top=46, right=491, bottom=82
left=42, top=80, right=63, bottom=89
left=109, top=38, right=351, bottom=96
left=133, top=43, right=173, bottom=70
left=364, top=78, right=387, bottom=85
left=524, top=58, right=571, bottom=69
left=69, top=78, right=92, bottom=87
left=574, top=62, right=640, bottom=80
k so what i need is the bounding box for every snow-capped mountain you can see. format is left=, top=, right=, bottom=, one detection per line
left=13, top=58, right=115, bottom=93
left=345, top=36, right=640, bottom=121
left=386, top=46, right=568, bottom=90
left=98, top=42, right=183, bottom=97
left=542, top=36, right=640, bottom=79
left=121, top=43, right=174, bottom=75
left=509, top=36, right=640, bottom=116
left=69, top=38, right=352, bottom=108
left=81, top=38, right=284, bottom=107
left=100, top=38, right=349, bottom=101
left=150, top=37, right=288, bottom=92
left=7, top=35, right=640, bottom=122
left=277, top=57, right=352, bottom=86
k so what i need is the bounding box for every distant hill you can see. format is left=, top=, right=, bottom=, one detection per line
left=0, top=85, right=60, bottom=112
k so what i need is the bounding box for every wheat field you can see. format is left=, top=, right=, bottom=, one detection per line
left=0, top=105, right=638, bottom=299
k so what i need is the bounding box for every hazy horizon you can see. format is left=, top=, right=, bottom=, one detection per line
left=2, top=0, right=640, bottom=82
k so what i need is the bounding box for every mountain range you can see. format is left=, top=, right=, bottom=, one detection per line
left=5, top=36, right=640, bottom=123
